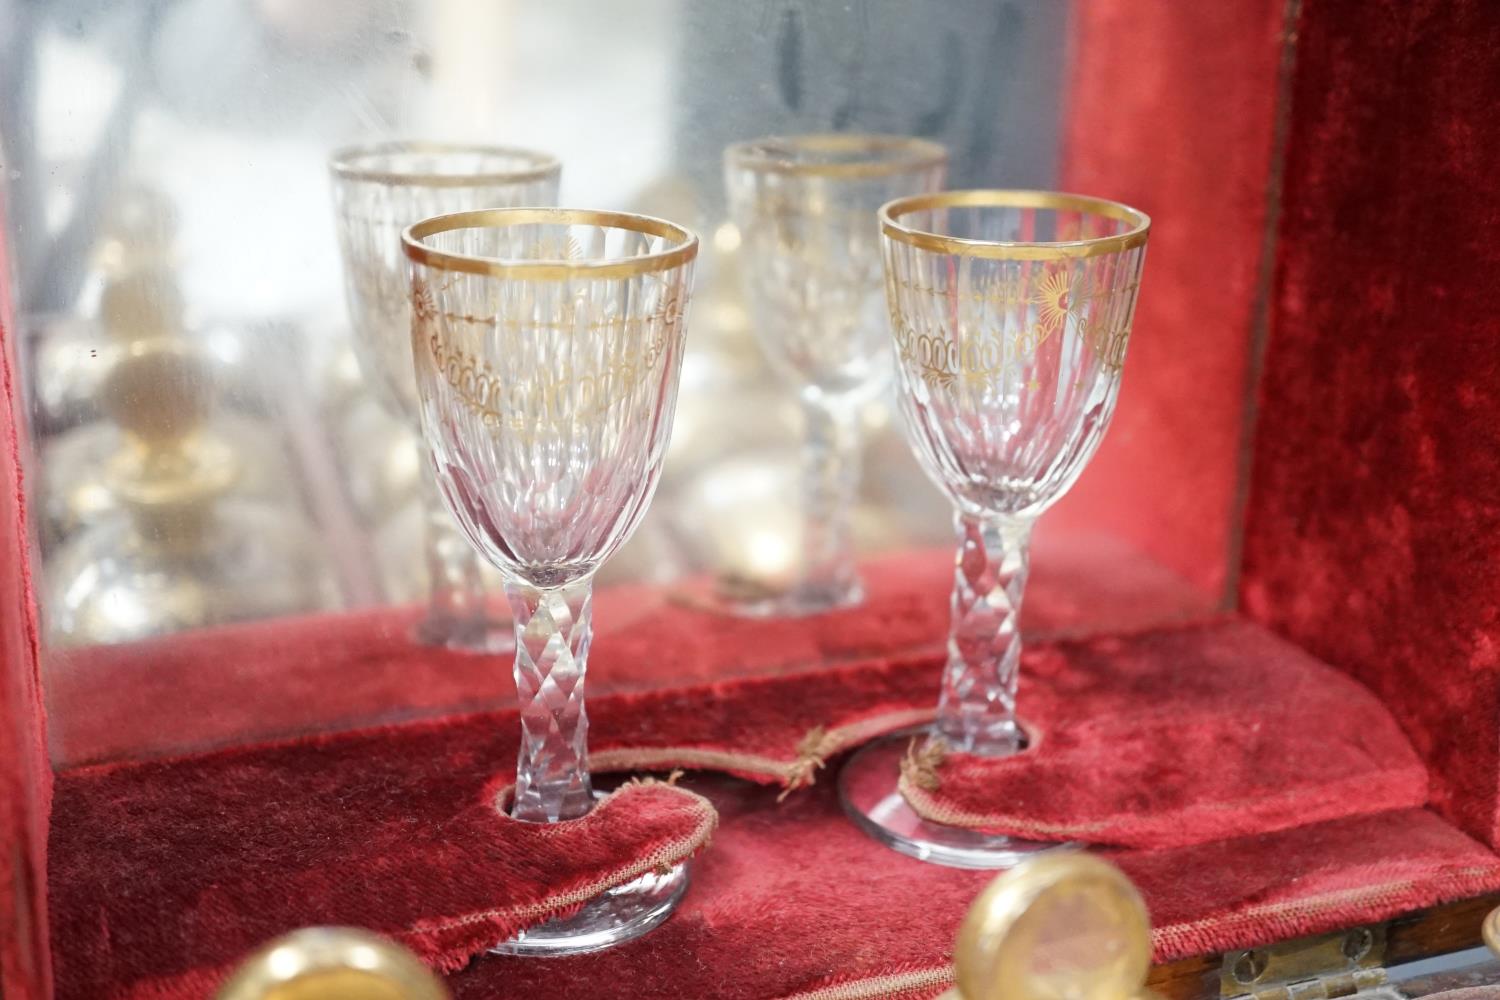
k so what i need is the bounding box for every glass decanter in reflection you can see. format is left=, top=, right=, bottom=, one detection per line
left=41, top=268, right=297, bottom=544
left=31, top=182, right=256, bottom=432
left=47, top=338, right=337, bottom=647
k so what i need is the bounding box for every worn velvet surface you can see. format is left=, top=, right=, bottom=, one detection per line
left=51, top=748, right=1500, bottom=1000
left=898, top=620, right=1427, bottom=848
left=1239, top=0, right=1500, bottom=849
left=47, top=616, right=1475, bottom=999
left=49, top=734, right=718, bottom=1000
left=47, top=537, right=1210, bottom=767
left=452, top=794, right=1500, bottom=1000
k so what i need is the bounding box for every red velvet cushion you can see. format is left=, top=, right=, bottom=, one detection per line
left=898, top=620, right=1428, bottom=848
left=47, top=614, right=1473, bottom=998
left=48, top=729, right=717, bottom=999
left=1239, top=0, right=1500, bottom=849
left=453, top=789, right=1500, bottom=1000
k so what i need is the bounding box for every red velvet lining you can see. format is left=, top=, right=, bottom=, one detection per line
left=1239, top=0, right=1500, bottom=848
left=1051, top=0, right=1286, bottom=596
left=0, top=200, right=54, bottom=1000
left=449, top=790, right=1500, bottom=1000
left=48, top=728, right=717, bottom=1000
left=50, top=759, right=1500, bottom=1000
left=898, top=620, right=1428, bottom=848
left=48, top=617, right=1469, bottom=998
left=49, top=537, right=1210, bottom=767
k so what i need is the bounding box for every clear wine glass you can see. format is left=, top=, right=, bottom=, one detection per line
left=402, top=207, right=697, bottom=953
left=723, top=134, right=946, bottom=614
left=331, top=141, right=560, bottom=651
left=839, top=190, right=1150, bottom=868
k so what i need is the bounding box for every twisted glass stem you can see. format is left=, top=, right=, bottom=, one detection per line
left=934, top=512, right=1033, bottom=756
left=416, top=461, right=491, bottom=645
left=798, top=394, right=863, bottom=606
left=507, top=579, right=594, bottom=823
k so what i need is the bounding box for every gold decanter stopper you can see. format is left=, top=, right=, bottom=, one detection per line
left=945, top=854, right=1153, bottom=1000
left=46, top=328, right=334, bottom=646
left=215, top=928, right=448, bottom=1000
left=99, top=335, right=239, bottom=542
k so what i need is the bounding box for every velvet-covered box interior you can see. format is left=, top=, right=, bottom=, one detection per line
left=5, top=0, right=1500, bottom=998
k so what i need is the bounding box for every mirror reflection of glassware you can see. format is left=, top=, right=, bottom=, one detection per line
left=722, top=134, right=947, bottom=615
left=330, top=142, right=561, bottom=651
left=402, top=207, right=698, bottom=955
left=47, top=338, right=338, bottom=647
left=839, top=190, right=1150, bottom=868
left=41, top=269, right=297, bottom=544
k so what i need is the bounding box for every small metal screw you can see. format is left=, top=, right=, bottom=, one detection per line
left=1342, top=928, right=1374, bottom=963
left=1234, top=951, right=1269, bottom=984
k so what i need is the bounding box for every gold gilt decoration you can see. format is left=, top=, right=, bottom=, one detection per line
left=525, top=234, right=584, bottom=261
left=1031, top=267, right=1073, bottom=330
left=889, top=265, right=1143, bottom=387
left=413, top=272, right=683, bottom=436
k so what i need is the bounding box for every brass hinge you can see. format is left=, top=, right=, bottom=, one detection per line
left=1221, top=926, right=1395, bottom=1000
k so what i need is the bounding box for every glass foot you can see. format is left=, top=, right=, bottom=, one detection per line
left=838, top=730, right=1072, bottom=869
left=489, top=864, right=689, bottom=957
left=412, top=615, right=514, bottom=654
left=717, top=575, right=864, bottom=618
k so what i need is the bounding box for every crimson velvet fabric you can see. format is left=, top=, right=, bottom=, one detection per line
left=451, top=791, right=1500, bottom=1000
left=1049, top=0, right=1287, bottom=597
left=897, top=620, right=1427, bottom=848
left=48, top=538, right=1210, bottom=767
left=51, top=754, right=1500, bottom=1000
left=48, top=730, right=717, bottom=1000
left=0, top=206, right=54, bottom=999
left=47, top=618, right=1475, bottom=999
left=1239, top=0, right=1500, bottom=849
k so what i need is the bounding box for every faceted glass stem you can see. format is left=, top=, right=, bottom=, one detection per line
left=797, top=394, right=863, bottom=607
left=416, top=460, right=492, bottom=647
left=507, top=578, right=595, bottom=823
left=934, top=512, right=1033, bottom=756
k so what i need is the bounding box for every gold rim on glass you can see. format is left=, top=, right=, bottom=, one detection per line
left=880, top=189, right=1150, bottom=261
left=725, top=133, right=948, bottom=179
left=329, top=140, right=561, bottom=188
left=402, top=208, right=699, bottom=281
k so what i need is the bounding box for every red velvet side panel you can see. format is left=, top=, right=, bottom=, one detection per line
left=1240, top=0, right=1500, bottom=848
left=0, top=197, right=54, bottom=997
left=1053, top=0, right=1287, bottom=596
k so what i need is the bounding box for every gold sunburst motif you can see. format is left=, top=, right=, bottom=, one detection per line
left=1030, top=267, right=1074, bottom=330
left=410, top=274, right=437, bottom=323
